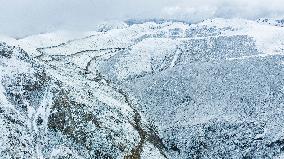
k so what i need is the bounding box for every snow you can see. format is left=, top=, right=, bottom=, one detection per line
left=0, top=83, right=10, bottom=107
left=18, top=30, right=98, bottom=57
left=141, top=142, right=166, bottom=159
left=198, top=18, right=284, bottom=56
left=1, top=18, right=284, bottom=158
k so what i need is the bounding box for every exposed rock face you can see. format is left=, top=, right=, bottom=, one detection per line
left=1, top=18, right=284, bottom=158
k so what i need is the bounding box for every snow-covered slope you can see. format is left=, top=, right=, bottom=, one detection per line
left=0, top=39, right=166, bottom=158
left=1, top=18, right=284, bottom=158
left=258, top=18, right=284, bottom=27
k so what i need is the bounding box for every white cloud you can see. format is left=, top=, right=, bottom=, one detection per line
left=0, top=0, right=284, bottom=37
left=162, top=5, right=217, bottom=22
left=162, top=0, right=284, bottom=21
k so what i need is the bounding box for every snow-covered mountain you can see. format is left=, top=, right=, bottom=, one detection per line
left=1, top=18, right=284, bottom=158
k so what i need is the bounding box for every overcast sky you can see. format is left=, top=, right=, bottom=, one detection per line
left=1, top=0, right=284, bottom=37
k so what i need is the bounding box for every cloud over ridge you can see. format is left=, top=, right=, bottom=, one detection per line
left=0, top=0, right=284, bottom=37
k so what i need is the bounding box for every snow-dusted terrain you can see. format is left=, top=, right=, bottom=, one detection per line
left=1, top=18, right=284, bottom=158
